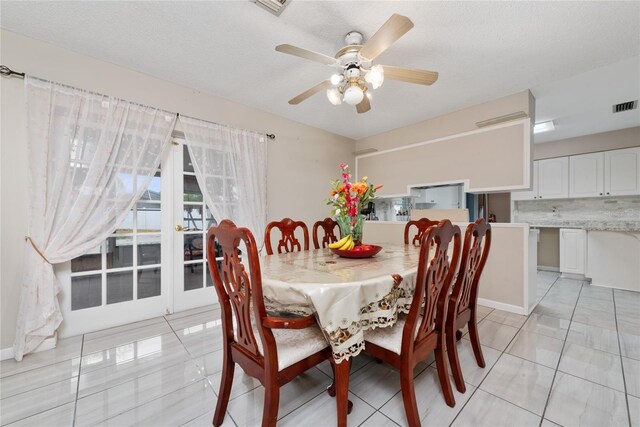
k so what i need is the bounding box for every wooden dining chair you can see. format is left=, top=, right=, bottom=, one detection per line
left=207, top=220, right=331, bottom=427
left=404, top=218, right=438, bottom=246
left=363, top=220, right=462, bottom=426
left=264, top=218, right=310, bottom=255
left=445, top=218, right=492, bottom=394
left=312, top=217, right=339, bottom=249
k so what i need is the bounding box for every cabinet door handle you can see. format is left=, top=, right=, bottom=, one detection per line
left=607, top=192, right=610, bottom=195
left=599, top=193, right=603, bottom=195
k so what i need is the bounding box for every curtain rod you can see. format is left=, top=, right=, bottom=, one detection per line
left=0, top=64, right=276, bottom=140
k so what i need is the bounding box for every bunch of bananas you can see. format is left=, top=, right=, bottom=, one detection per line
left=329, top=234, right=355, bottom=251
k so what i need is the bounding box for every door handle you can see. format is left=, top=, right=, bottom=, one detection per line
left=175, top=224, right=185, bottom=231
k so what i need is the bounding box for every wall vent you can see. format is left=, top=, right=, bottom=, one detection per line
left=612, top=100, right=638, bottom=113
left=253, top=0, right=291, bottom=16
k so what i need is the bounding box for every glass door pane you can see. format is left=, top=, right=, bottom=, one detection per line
left=172, top=139, right=218, bottom=312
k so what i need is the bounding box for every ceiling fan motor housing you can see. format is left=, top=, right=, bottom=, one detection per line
left=344, top=63, right=361, bottom=79
left=344, top=31, right=363, bottom=45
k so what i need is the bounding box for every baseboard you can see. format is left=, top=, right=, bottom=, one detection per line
left=560, top=272, right=586, bottom=280
left=0, top=347, right=14, bottom=361
left=0, top=334, right=57, bottom=361
left=477, top=298, right=527, bottom=316
left=538, top=266, right=560, bottom=272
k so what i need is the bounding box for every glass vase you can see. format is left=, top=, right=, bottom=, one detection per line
left=336, top=214, right=365, bottom=246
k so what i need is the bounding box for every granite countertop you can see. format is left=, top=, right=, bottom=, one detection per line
left=527, top=220, right=640, bottom=232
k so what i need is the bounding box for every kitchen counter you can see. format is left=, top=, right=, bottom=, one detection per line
left=528, top=220, right=640, bottom=232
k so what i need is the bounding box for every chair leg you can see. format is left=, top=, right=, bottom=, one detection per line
left=446, top=323, right=466, bottom=394
left=261, top=383, right=280, bottom=427
left=468, top=310, right=485, bottom=368
left=327, top=357, right=353, bottom=414
left=400, top=361, right=420, bottom=427
left=435, top=335, right=456, bottom=408
left=327, top=357, right=336, bottom=397
left=213, top=354, right=235, bottom=426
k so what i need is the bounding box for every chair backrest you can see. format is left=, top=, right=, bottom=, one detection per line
left=404, top=220, right=461, bottom=345
left=404, top=218, right=439, bottom=246
left=264, top=218, right=310, bottom=255
left=451, top=218, right=492, bottom=315
left=312, top=217, right=339, bottom=249
left=207, top=220, right=274, bottom=363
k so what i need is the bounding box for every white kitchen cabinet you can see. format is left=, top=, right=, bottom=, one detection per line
left=604, top=147, right=640, bottom=196
left=511, top=161, right=538, bottom=200
left=569, top=152, right=604, bottom=198
left=560, top=228, right=586, bottom=275
left=538, top=157, right=569, bottom=199
left=587, top=231, right=640, bottom=292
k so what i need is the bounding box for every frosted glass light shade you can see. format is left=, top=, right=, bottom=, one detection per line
left=343, top=86, right=364, bottom=105
left=326, top=88, right=342, bottom=105
left=365, top=65, right=384, bottom=89
left=330, top=74, right=343, bottom=85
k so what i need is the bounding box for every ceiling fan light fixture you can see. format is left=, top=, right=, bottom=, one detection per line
left=326, top=88, right=342, bottom=105
left=330, top=74, right=343, bottom=85
left=343, top=85, right=364, bottom=105
left=365, top=64, right=385, bottom=89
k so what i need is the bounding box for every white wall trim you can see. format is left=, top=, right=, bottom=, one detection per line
left=0, top=347, right=14, bottom=361
left=478, top=298, right=527, bottom=316
left=355, top=118, right=531, bottom=194
left=0, top=334, right=57, bottom=361
left=538, top=266, right=560, bottom=272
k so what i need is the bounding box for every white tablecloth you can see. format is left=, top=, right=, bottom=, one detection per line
left=261, top=245, right=421, bottom=362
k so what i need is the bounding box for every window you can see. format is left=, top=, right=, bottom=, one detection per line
left=69, top=170, right=162, bottom=310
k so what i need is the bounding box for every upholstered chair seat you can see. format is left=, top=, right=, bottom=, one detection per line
left=254, top=322, right=329, bottom=370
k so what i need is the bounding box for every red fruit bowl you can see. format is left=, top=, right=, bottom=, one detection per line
left=330, top=244, right=383, bottom=259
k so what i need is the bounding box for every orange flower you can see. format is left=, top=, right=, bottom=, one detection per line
left=353, top=182, right=368, bottom=195
left=331, top=184, right=346, bottom=196
left=374, top=184, right=384, bottom=191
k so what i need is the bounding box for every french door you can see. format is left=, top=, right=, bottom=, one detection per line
left=58, top=137, right=220, bottom=337
left=171, top=139, right=218, bottom=312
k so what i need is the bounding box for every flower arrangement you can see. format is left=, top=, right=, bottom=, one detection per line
left=326, top=163, right=382, bottom=245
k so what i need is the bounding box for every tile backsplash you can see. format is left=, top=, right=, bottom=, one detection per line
left=513, top=196, right=640, bottom=223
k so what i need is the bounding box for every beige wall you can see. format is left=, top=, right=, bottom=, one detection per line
left=488, top=193, right=511, bottom=223
left=537, top=227, right=560, bottom=268
left=363, top=222, right=530, bottom=311
left=355, top=91, right=534, bottom=195
left=0, top=30, right=355, bottom=350
left=534, top=127, right=640, bottom=160
left=357, top=120, right=530, bottom=195
left=356, top=90, right=533, bottom=152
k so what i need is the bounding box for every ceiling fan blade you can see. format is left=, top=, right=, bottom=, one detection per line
left=359, top=14, right=414, bottom=61
left=288, top=80, right=332, bottom=105
left=275, top=44, right=339, bottom=66
left=356, top=96, right=371, bottom=114
left=382, top=65, right=439, bottom=85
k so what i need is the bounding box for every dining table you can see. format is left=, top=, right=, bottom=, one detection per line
left=260, top=244, right=423, bottom=427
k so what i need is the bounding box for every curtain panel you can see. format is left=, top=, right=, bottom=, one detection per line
left=14, top=77, right=177, bottom=360
left=179, top=116, right=268, bottom=247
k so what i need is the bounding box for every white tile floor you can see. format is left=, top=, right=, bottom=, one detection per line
left=1, top=272, right=639, bottom=426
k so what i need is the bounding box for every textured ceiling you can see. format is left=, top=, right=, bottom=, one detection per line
left=532, top=56, right=640, bottom=144
left=1, top=1, right=639, bottom=140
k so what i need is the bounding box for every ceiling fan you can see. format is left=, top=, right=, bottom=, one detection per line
left=275, top=14, right=438, bottom=114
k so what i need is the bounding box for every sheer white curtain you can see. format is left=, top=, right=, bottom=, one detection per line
left=14, top=77, right=177, bottom=360
left=179, top=116, right=267, bottom=246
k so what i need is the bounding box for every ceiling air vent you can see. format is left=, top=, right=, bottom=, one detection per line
left=612, top=100, right=638, bottom=113
left=253, top=0, right=291, bottom=16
